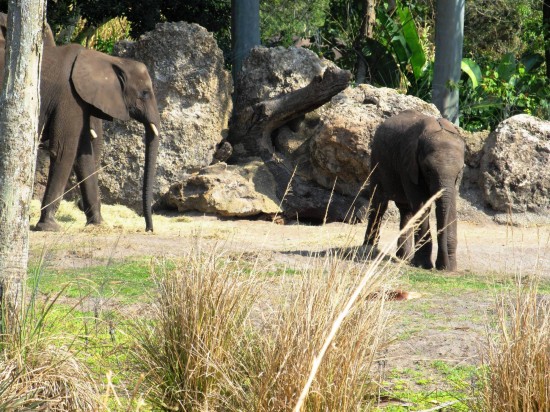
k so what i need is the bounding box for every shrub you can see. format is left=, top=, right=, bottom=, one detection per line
left=240, top=249, right=393, bottom=411
left=130, top=242, right=396, bottom=411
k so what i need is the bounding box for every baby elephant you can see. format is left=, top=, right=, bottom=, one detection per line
left=364, top=110, right=465, bottom=271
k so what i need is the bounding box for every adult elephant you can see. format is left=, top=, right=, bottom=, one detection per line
left=364, top=110, right=465, bottom=271
left=0, top=16, right=160, bottom=232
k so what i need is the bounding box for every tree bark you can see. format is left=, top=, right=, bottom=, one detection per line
left=544, top=0, right=550, bottom=79
left=355, top=0, right=377, bottom=84
left=0, top=1, right=45, bottom=328
left=228, top=65, right=356, bottom=222
left=432, top=0, right=464, bottom=125
left=229, top=65, right=351, bottom=160
left=231, top=0, right=260, bottom=82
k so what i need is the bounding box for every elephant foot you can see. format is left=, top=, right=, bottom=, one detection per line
left=360, top=243, right=380, bottom=259
left=85, top=215, right=103, bottom=226
left=411, top=257, right=434, bottom=270
left=33, top=219, right=62, bottom=232
left=436, top=259, right=457, bottom=272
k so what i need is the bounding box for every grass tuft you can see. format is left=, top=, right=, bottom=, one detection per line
left=129, top=248, right=259, bottom=411
left=471, top=276, right=550, bottom=411
left=128, top=242, right=396, bottom=411
left=243, top=249, right=393, bottom=412
left=0, top=278, right=100, bottom=410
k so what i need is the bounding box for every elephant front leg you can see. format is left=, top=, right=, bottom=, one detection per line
left=364, top=191, right=388, bottom=248
left=35, top=140, right=79, bottom=232
left=411, top=207, right=434, bottom=270
left=74, top=121, right=103, bottom=226
left=395, top=203, right=414, bottom=261
left=402, top=184, right=434, bottom=269
left=435, top=194, right=454, bottom=271
left=441, top=191, right=458, bottom=271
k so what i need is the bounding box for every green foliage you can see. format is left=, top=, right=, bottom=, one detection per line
left=375, top=2, right=431, bottom=97
left=460, top=53, right=550, bottom=131
left=464, top=0, right=544, bottom=59
left=312, top=1, right=432, bottom=98
left=260, top=0, right=330, bottom=46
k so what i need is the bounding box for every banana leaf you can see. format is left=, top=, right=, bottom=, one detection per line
left=461, top=58, right=482, bottom=89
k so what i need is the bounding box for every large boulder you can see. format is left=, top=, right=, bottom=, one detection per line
left=174, top=46, right=448, bottom=221
left=308, top=85, right=440, bottom=196
left=161, top=161, right=281, bottom=217
left=99, top=22, right=232, bottom=212
left=234, top=46, right=332, bottom=108
left=461, top=130, right=489, bottom=191
left=480, top=114, right=550, bottom=213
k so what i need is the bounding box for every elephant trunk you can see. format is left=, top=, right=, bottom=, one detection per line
left=143, top=122, right=159, bottom=232
left=434, top=186, right=457, bottom=271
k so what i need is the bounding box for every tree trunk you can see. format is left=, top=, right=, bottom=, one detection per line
left=229, top=65, right=351, bottom=160
left=432, top=0, right=464, bottom=125
left=0, top=2, right=45, bottom=329
left=544, top=0, right=550, bottom=79
left=231, top=0, right=260, bottom=82
left=355, top=0, right=377, bottom=84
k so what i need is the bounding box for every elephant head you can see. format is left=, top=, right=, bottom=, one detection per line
left=71, top=49, right=160, bottom=231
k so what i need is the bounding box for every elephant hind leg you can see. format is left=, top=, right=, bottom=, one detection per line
left=34, top=121, right=79, bottom=232
left=74, top=122, right=103, bottom=226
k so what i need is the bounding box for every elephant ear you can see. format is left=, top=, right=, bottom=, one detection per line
left=72, top=49, right=130, bottom=121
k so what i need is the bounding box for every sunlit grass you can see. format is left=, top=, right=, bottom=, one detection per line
left=29, top=199, right=191, bottom=234
left=29, top=259, right=156, bottom=302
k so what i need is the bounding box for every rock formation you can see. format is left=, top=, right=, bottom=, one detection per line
left=168, top=46, right=446, bottom=222
left=32, top=22, right=550, bottom=225
left=100, top=22, right=233, bottom=212
left=480, top=114, right=550, bottom=213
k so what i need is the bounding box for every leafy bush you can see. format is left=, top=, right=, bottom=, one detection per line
left=460, top=53, right=550, bottom=131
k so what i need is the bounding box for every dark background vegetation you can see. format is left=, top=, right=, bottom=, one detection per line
left=1, top=0, right=548, bottom=131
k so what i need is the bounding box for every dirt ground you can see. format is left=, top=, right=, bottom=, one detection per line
left=29, top=211, right=550, bottom=276
left=28, top=205, right=550, bottom=394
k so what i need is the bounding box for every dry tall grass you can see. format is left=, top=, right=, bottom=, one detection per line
left=130, top=240, right=397, bottom=411
left=129, top=247, right=259, bottom=411
left=242, top=249, right=393, bottom=412
left=472, top=277, right=550, bottom=412
left=0, top=281, right=100, bottom=411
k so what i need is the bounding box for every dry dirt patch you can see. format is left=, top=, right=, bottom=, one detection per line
left=30, top=210, right=550, bottom=276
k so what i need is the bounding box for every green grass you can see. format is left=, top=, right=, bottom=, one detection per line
left=20, top=253, right=549, bottom=410
left=28, top=260, right=156, bottom=303
left=376, top=361, right=478, bottom=411
left=402, top=267, right=550, bottom=294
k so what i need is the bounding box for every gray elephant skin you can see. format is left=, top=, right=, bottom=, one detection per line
left=364, top=110, right=465, bottom=271
left=0, top=15, right=160, bottom=232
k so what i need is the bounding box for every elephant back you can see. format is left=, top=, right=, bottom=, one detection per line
left=437, top=117, right=460, bottom=135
